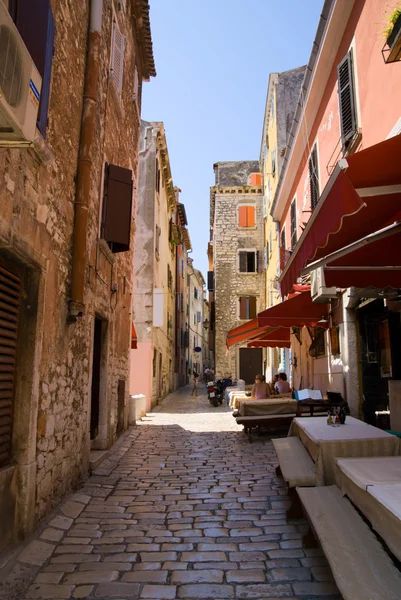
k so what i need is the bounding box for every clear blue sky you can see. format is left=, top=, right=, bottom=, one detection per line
left=142, top=0, right=324, bottom=279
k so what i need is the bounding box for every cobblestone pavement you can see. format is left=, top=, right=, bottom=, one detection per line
left=0, top=386, right=341, bottom=600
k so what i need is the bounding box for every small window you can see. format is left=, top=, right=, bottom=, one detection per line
left=111, top=17, right=125, bottom=94
left=309, top=144, right=319, bottom=211
left=197, top=311, right=201, bottom=323
left=238, top=205, right=256, bottom=228
left=281, top=228, right=286, bottom=250
left=155, top=158, right=161, bottom=193
left=290, top=199, right=297, bottom=250
left=101, top=163, right=133, bottom=253
left=264, top=244, right=269, bottom=269
left=9, top=0, right=55, bottom=138
left=133, top=65, right=139, bottom=102
left=249, top=173, right=261, bottom=186
left=271, top=148, right=277, bottom=177
left=337, top=50, right=357, bottom=148
left=155, top=225, right=161, bottom=256
left=239, top=296, right=257, bottom=320
left=194, top=287, right=198, bottom=299
left=152, top=349, right=157, bottom=377
left=238, top=251, right=258, bottom=273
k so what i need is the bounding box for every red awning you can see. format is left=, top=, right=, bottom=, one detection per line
left=257, top=292, right=329, bottom=328
left=280, top=134, right=401, bottom=296
left=247, top=326, right=290, bottom=348
left=131, top=322, right=138, bottom=349
left=226, top=318, right=272, bottom=349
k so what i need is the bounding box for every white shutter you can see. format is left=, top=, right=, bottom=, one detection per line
left=263, top=195, right=267, bottom=219
left=133, top=65, right=139, bottom=102
left=263, top=246, right=268, bottom=270
left=111, top=19, right=125, bottom=94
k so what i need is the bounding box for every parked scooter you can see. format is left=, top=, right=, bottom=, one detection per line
left=207, top=377, right=234, bottom=407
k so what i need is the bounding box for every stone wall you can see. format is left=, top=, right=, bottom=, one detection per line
left=0, top=0, right=150, bottom=548
left=213, top=185, right=264, bottom=378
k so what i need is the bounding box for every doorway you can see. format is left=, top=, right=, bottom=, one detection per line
left=239, top=348, right=263, bottom=384
left=90, top=317, right=104, bottom=441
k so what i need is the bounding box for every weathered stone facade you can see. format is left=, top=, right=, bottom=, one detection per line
left=210, top=162, right=264, bottom=379
left=0, top=0, right=155, bottom=551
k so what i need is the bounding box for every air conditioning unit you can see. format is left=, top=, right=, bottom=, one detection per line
left=311, top=267, right=337, bottom=303
left=0, top=0, right=42, bottom=144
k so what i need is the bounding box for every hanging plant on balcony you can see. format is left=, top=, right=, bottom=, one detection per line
left=170, top=223, right=182, bottom=246
left=382, top=4, right=401, bottom=62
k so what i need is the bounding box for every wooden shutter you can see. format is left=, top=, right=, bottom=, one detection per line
left=111, top=18, right=124, bottom=94
left=102, top=163, right=133, bottom=253
left=290, top=200, right=297, bottom=249
left=0, top=259, right=22, bottom=468
left=239, top=297, right=247, bottom=319
left=238, top=206, right=247, bottom=227
left=337, top=52, right=357, bottom=146
left=117, top=379, right=125, bottom=435
left=309, top=145, right=319, bottom=211
left=246, top=206, right=255, bottom=227
left=281, top=228, right=286, bottom=250
left=249, top=296, right=257, bottom=319
left=239, top=251, right=247, bottom=272
left=10, top=0, right=55, bottom=138
left=249, top=173, right=261, bottom=186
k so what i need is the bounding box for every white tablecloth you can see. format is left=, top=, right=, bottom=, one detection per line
left=289, top=417, right=400, bottom=485
left=336, top=456, right=401, bottom=490
left=368, top=484, right=401, bottom=521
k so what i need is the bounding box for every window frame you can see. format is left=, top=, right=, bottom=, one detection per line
left=238, top=296, right=257, bottom=320
left=337, top=49, right=358, bottom=149
left=238, top=249, right=258, bottom=274
left=237, top=204, right=257, bottom=229
left=290, top=197, right=297, bottom=250
left=110, top=13, right=125, bottom=96
left=309, top=143, right=320, bottom=211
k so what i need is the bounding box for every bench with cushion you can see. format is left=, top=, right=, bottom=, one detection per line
left=272, top=437, right=316, bottom=518
left=297, top=485, right=401, bottom=600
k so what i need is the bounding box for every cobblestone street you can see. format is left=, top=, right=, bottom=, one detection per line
left=0, top=386, right=341, bottom=600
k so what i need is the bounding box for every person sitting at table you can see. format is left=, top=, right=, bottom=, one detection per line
left=274, top=372, right=291, bottom=394
left=251, top=374, right=271, bottom=400
left=270, top=374, right=279, bottom=394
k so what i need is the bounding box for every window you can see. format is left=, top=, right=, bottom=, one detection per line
left=309, top=328, right=325, bottom=358
left=155, top=225, right=161, bottom=256
left=101, top=163, right=133, bottom=253
left=263, top=195, right=268, bottom=219
left=155, top=158, right=161, bottom=193
left=167, top=265, right=173, bottom=291
left=309, top=144, right=319, bottom=211
left=290, top=199, right=297, bottom=250
left=197, top=311, right=201, bottom=323
left=238, top=250, right=258, bottom=273
left=238, top=205, right=256, bottom=228
left=281, top=228, right=286, bottom=250
left=264, top=244, right=269, bottom=269
left=337, top=51, right=357, bottom=148
left=249, top=173, right=261, bottom=186
left=133, top=65, right=139, bottom=102
left=194, top=287, right=198, bottom=299
left=0, top=257, right=22, bottom=467
left=9, top=0, right=55, bottom=138
left=239, top=296, right=257, bottom=320
left=111, top=17, right=125, bottom=94
left=271, top=148, right=277, bottom=177
left=152, top=349, right=157, bottom=377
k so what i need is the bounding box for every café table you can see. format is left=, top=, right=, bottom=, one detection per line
left=238, top=396, right=296, bottom=416
left=336, top=456, right=401, bottom=562
left=288, top=416, right=400, bottom=486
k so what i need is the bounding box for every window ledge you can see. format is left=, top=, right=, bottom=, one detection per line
left=98, top=239, right=115, bottom=265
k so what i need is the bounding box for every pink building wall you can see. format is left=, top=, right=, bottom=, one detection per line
left=281, top=0, right=401, bottom=238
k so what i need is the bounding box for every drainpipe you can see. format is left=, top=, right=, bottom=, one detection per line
left=69, top=0, right=103, bottom=321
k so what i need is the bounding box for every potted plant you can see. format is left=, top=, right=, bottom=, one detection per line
left=383, top=5, right=401, bottom=62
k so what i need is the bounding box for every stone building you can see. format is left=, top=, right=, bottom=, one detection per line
left=260, top=67, right=306, bottom=381
left=0, top=0, right=155, bottom=551
left=130, top=122, right=181, bottom=409
left=210, top=162, right=264, bottom=382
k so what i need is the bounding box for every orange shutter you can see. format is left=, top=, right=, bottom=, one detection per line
left=249, top=173, right=261, bottom=186
left=238, top=206, right=247, bottom=227
left=246, top=206, right=255, bottom=227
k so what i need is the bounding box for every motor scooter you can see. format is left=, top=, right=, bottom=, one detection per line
left=207, top=381, right=220, bottom=407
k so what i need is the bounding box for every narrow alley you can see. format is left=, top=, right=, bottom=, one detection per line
left=0, top=387, right=340, bottom=600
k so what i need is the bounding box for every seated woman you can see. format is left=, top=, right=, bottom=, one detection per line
left=274, top=372, right=291, bottom=394
left=251, top=374, right=271, bottom=400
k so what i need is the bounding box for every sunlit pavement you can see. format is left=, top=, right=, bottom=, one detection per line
left=0, top=385, right=341, bottom=600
